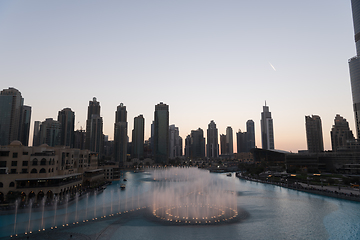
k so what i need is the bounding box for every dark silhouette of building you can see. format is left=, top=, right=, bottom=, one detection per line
left=220, top=134, right=227, bottom=155
left=0, top=87, right=31, bottom=146
left=32, top=121, right=41, bottom=146
left=305, top=115, right=324, bottom=153
left=39, top=118, right=61, bottom=147
left=237, top=129, right=247, bottom=153
left=114, top=103, right=127, bottom=167
left=58, top=108, right=75, bottom=147
left=132, top=114, right=144, bottom=159
left=331, top=114, right=355, bottom=152
left=85, top=97, right=103, bottom=156
left=261, top=103, right=274, bottom=150
left=206, top=120, right=219, bottom=158
left=74, top=129, right=86, bottom=150
left=185, top=128, right=205, bottom=159
left=153, top=102, right=169, bottom=164
left=226, top=126, right=233, bottom=155
left=169, top=124, right=182, bottom=159
left=246, top=120, right=255, bottom=151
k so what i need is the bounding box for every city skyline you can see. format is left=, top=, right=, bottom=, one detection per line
left=0, top=1, right=355, bottom=152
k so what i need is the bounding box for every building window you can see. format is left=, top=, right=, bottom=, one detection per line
left=0, top=169, right=6, bottom=174
left=40, top=168, right=46, bottom=173
left=10, top=169, right=16, bottom=174
left=11, top=161, right=17, bottom=166
left=23, top=152, right=28, bottom=155
left=9, top=182, right=15, bottom=187
left=32, top=159, right=38, bottom=166
left=0, top=182, right=3, bottom=187
left=12, top=152, right=18, bottom=158
left=21, top=169, right=28, bottom=174
left=22, top=161, right=28, bottom=166
left=31, top=168, right=37, bottom=173
left=40, top=158, right=46, bottom=165
left=0, top=151, right=9, bottom=157
left=0, top=161, right=6, bottom=167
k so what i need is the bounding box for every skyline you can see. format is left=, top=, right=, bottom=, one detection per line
left=0, top=1, right=356, bottom=152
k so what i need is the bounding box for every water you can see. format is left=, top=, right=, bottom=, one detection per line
left=1, top=169, right=360, bottom=239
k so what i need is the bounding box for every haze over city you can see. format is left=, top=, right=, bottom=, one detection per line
left=0, top=0, right=355, bottom=152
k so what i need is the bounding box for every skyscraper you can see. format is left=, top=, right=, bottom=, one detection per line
left=132, top=114, right=144, bottom=159
left=246, top=120, right=255, bottom=151
left=186, top=128, right=205, bottom=159
left=0, top=87, right=31, bottom=146
left=220, top=134, right=227, bottom=155
left=85, top=97, right=103, bottom=155
left=236, top=129, right=247, bottom=153
left=226, top=126, right=233, bottom=155
left=330, top=114, right=355, bottom=152
left=305, top=115, right=324, bottom=153
left=39, top=118, right=61, bottom=147
left=261, top=103, right=274, bottom=150
left=114, top=103, right=128, bottom=167
left=169, top=124, right=182, bottom=159
left=32, top=121, right=41, bottom=146
left=58, top=108, right=75, bottom=147
left=153, top=102, right=169, bottom=164
left=206, top=120, right=219, bottom=159
left=349, top=0, right=360, bottom=138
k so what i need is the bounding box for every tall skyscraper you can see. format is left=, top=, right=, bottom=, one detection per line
left=85, top=97, right=103, bottom=155
left=330, top=114, right=355, bottom=152
left=169, top=124, right=182, bottom=159
left=32, top=121, right=41, bottom=146
left=19, top=105, right=31, bottom=146
left=39, top=118, right=61, bottom=147
left=206, top=120, right=219, bottom=158
left=246, top=120, right=255, bottom=151
left=236, top=129, right=247, bottom=153
left=305, top=115, right=324, bottom=153
left=261, top=103, right=274, bottom=150
left=349, top=0, right=360, bottom=138
left=0, top=87, right=31, bottom=146
left=114, top=103, right=128, bottom=167
left=220, top=134, right=227, bottom=155
left=58, top=108, right=75, bottom=147
left=153, top=102, right=169, bottom=164
left=226, top=126, right=233, bottom=155
left=185, top=128, right=205, bottom=159
left=132, top=114, right=144, bottom=159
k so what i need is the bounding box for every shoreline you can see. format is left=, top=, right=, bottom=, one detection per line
left=236, top=175, right=360, bottom=203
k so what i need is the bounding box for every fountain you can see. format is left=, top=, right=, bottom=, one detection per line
left=150, top=168, right=243, bottom=225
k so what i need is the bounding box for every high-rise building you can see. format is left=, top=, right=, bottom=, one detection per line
left=305, top=115, right=324, bottom=153
left=132, top=114, right=144, bottom=159
left=185, top=128, right=205, bottom=159
left=0, top=87, right=31, bottom=146
left=349, top=0, right=360, bottom=138
left=85, top=97, right=103, bottom=155
left=220, top=134, right=227, bottom=155
left=153, top=102, right=169, bottom=164
left=74, top=129, right=86, bottom=150
left=261, top=103, right=274, bottom=150
left=226, top=126, right=233, bottom=155
left=236, top=129, right=247, bottom=153
left=169, top=124, right=182, bottom=159
left=58, top=108, right=75, bottom=147
left=32, top=121, right=41, bottom=146
left=206, top=120, right=219, bottom=159
left=19, top=105, right=31, bottom=146
left=246, top=120, right=255, bottom=151
left=114, top=103, right=128, bottom=167
left=39, top=118, right=61, bottom=147
left=330, top=114, right=355, bottom=152
left=184, top=135, right=191, bottom=158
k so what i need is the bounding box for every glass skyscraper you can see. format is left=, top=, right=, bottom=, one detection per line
left=153, top=102, right=169, bottom=164
left=261, top=103, right=274, bottom=150
left=349, top=0, right=360, bottom=138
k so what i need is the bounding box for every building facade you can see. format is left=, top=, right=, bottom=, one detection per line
left=246, top=119, right=255, bottom=151
left=237, top=130, right=247, bottom=153
left=206, top=120, right=219, bottom=159
left=169, top=124, right=182, bottom=159
left=132, top=114, right=144, bottom=159
left=0, top=87, right=31, bottom=146
left=85, top=97, right=103, bottom=156
left=305, top=115, right=324, bottom=153
left=153, top=102, right=169, bottom=164
left=39, top=118, right=62, bottom=147
left=58, top=108, right=75, bottom=147
left=349, top=0, right=360, bottom=138
left=330, top=114, right=355, bottom=152
left=114, top=103, right=128, bottom=167
left=261, top=103, right=274, bottom=150
left=226, top=126, right=234, bottom=155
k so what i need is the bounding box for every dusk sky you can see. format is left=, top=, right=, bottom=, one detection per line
left=0, top=0, right=356, bottom=152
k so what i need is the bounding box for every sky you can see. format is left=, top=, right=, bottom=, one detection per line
left=0, top=0, right=356, bottom=153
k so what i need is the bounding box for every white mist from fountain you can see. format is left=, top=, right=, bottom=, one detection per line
left=151, top=168, right=239, bottom=225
